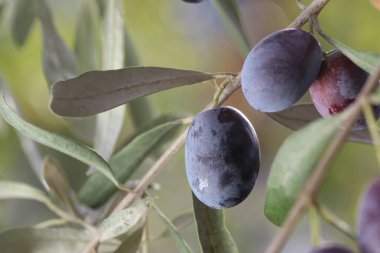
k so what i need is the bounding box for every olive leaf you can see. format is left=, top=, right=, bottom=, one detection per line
left=74, top=0, right=101, bottom=72
left=153, top=205, right=193, bottom=253
left=210, top=0, right=250, bottom=55
left=154, top=211, right=194, bottom=239
left=42, top=156, right=76, bottom=214
left=0, top=93, right=119, bottom=187
left=0, top=227, right=118, bottom=253
left=99, top=198, right=151, bottom=241
left=78, top=119, right=185, bottom=207
left=50, top=67, right=214, bottom=117
left=327, top=38, right=380, bottom=73
left=114, top=226, right=144, bottom=253
left=0, top=180, right=51, bottom=204
left=11, top=0, right=38, bottom=46
left=39, top=0, right=77, bottom=86
left=264, top=113, right=347, bottom=226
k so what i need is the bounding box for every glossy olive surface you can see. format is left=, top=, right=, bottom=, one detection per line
left=241, top=28, right=322, bottom=112
left=309, top=50, right=375, bottom=129
left=185, top=106, right=260, bottom=209
left=358, top=179, right=380, bottom=253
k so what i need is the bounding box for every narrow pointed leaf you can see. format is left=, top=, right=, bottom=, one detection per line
left=102, top=0, right=124, bottom=70
left=42, top=156, right=75, bottom=213
left=39, top=0, right=77, bottom=86
left=0, top=93, right=119, bottom=186
left=50, top=67, right=214, bottom=117
left=11, top=0, right=38, bottom=46
left=114, top=226, right=144, bottom=253
left=210, top=0, right=250, bottom=55
left=327, top=38, right=380, bottom=73
left=0, top=180, right=51, bottom=204
left=74, top=0, right=101, bottom=72
left=99, top=198, right=151, bottom=241
left=155, top=211, right=194, bottom=239
left=78, top=119, right=185, bottom=207
left=0, top=227, right=117, bottom=253
left=269, top=103, right=373, bottom=144
left=153, top=205, right=193, bottom=253
left=268, top=103, right=321, bottom=130
left=264, top=114, right=347, bottom=226
left=192, top=196, right=238, bottom=253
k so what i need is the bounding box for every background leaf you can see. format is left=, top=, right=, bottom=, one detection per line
left=38, top=0, right=77, bottom=86
left=74, top=0, right=101, bottom=72
left=154, top=211, right=194, bottom=239
left=0, top=180, right=51, bottom=204
left=327, top=38, right=380, bottom=73
left=42, top=156, right=75, bottom=214
left=99, top=198, right=150, bottom=241
left=11, top=0, right=38, bottom=46
left=210, top=0, right=250, bottom=56
left=50, top=67, right=214, bottom=117
left=264, top=114, right=347, bottom=226
left=153, top=205, right=193, bottom=253
left=114, top=226, right=144, bottom=253
left=0, top=93, right=119, bottom=187
left=0, top=227, right=117, bottom=253
left=78, top=119, right=185, bottom=207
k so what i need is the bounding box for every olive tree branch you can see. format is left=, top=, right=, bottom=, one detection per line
left=288, top=0, right=330, bottom=28
left=264, top=60, right=380, bottom=253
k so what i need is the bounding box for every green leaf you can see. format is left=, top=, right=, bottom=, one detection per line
left=153, top=205, right=193, bottom=253
left=0, top=93, right=120, bottom=187
left=38, top=0, right=77, bottom=86
left=78, top=119, right=185, bottom=208
left=50, top=67, right=214, bottom=117
left=42, top=156, right=75, bottom=214
left=74, top=0, right=101, bottom=72
left=210, top=0, right=250, bottom=56
left=114, top=226, right=144, bottom=253
left=154, top=211, right=194, bottom=240
left=0, top=180, right=51, bottom=204
left=99, top=198, right=151, bottom=241
left=102, top=0, right=124, bottom=70
left=264, top=114, right=347, bottom=226
left=192, top=195, right=238, bottom=253
left=0, top=227, right=118, bottom=253
left=11, top=0, right=38, bottom=46
left=328, top=38, right=380, bottom=73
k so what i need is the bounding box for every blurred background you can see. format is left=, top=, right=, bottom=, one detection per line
left=0, top=0, right=379, bottom=252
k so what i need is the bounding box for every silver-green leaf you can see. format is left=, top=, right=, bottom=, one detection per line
left=50, top=67, right=214, bottom=117
left=78, top=118, right=186, bottom=207
left=99, top=198, right=151, bottom=241
left=0, top=93, right=119, bottom=187
left=264, top=114, right=347, bottom=226
left=0, top=227, right=117, bottom=253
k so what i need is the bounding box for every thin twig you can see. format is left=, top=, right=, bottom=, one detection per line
left=288, top=0, right=331, bottom=29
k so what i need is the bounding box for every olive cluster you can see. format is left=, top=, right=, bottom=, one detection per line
left=185, top=28, right=372, bottom=210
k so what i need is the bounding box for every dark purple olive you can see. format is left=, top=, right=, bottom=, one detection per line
left=309, top=245, right=353, bottom=253
left=309, top=50, right=377, bottom=130
left=185, top=106, right=260, bottom=209
left=182, top=0, right=205, bottom=3
left=241, top=28, right=322, bottom=112
left=358, top=179, right=380, bottom=253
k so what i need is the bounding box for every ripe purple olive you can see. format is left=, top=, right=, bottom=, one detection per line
left=241, top=28, right=322, bottom=112
left=309, top=245, right=353, bottom=253
left=185, top=106, right=260, bottom=209
left=309, top=50, right=375, bottom=129
left=358, top=179, right=380, bottom=253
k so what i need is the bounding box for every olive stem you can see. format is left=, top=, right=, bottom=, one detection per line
left=362, top=102, right=380, bottom=165
left=314, top=201, right=357, bottom=241
left=309, top=205, right=321, bottom=246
